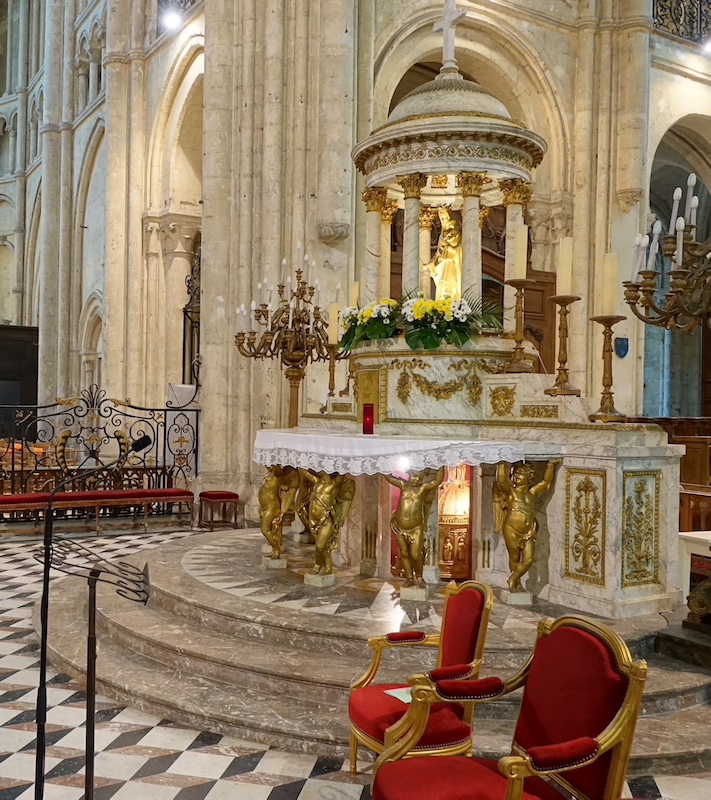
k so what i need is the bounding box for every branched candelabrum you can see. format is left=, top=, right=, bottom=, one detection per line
left=235, top=269, right=339, bottom=427
left=623, top=228, right=711, bottom=331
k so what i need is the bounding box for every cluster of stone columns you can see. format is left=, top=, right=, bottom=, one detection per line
left=360, top=172, right=533, bottom=307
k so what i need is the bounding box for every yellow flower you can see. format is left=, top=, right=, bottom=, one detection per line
left=358, top=307, right=374, bottom=324
left=380, top=298, right=398, bottom=307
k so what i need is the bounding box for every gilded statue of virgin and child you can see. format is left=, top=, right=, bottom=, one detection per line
left=424, top=207, right=462, bottom=300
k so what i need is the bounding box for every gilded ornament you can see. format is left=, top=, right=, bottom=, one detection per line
left=499, top=178, right=533, bottom=208
left=299, top=470, right=355, bottom=575
left=686, top=577, right=711, bottom=629
left=520, top=405, right=559, bottom=419
left=424, top=207, right=463, bottom=300
left=331, top=402, right=353, bottom=413
left=380, top=199, right=399, bottom=223
left=385, top=467, right=445, bottom=588
left=493, top=460, right=561, bottom=592
left=362, top=187, right=387, bottom=213
left=419, top=206, right=439, bottom=230
left=397, top=173, right=428, bottom=199
left=566, top=472, right=605, bottom=585
left=258, top=465, right=290, bottom=559
left=622, top=472, right=660, bottom=587
left=431, top=175, right=449, bottom=189
left=489, top=385, right=516, bottom=417
left=456, top=172, right=491, bottom=197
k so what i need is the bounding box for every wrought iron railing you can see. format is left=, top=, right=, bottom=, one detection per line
left=654, top=0, right=711, bottom=43
left=0, top=384, right=199, bottom=502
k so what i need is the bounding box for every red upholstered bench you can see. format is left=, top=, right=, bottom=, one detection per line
left=199, top=491, right=242, bottom=531
left=0, top=489, right=194, bottom=532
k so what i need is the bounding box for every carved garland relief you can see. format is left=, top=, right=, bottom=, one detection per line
left=621, top=471, right=661, bottom=587
left=389, top=358, right=506, bottom=407
left=565, top=469, right=606, bottom=586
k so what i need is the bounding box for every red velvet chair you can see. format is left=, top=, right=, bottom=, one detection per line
left=372, top=615, right=648, bottom=800
left=348, top=580, right=493, bottom=773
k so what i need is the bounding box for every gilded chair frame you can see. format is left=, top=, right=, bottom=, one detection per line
left=349, top=580, right=494, bottom=773
left=373, top=614, right=648, bottom=800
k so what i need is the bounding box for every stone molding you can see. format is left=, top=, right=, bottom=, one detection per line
left=617, top=188, right=644, bottom=213
left=315, top=222, right=351, bottom=242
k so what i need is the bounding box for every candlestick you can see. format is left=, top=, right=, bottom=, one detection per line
left=513, top=224, right=528, bottom=280
left=504, top=278, right=537, bottom=373
left=600, top=253, right=619, bottom=316
left=589, top=315, right=627, bottom=422
left=669, top=187, right=682, bottom=234
left=685, top=172, right=697, bottom=219
left=557, top=237, right=573, bottom=295
left=545, top=295, right=582, bottom=396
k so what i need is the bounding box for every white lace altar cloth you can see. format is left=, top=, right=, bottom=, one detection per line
left=253, top=429, right=525, bottom=476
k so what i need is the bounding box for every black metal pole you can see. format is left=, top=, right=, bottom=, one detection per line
left=85, top=570, right=100, bottom=800
left=34, top=508, right=54, bottom=800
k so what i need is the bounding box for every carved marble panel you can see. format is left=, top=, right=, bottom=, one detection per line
left=622, top=471, right=661, bottom=588
left=565, top=469, right=606, bottom=586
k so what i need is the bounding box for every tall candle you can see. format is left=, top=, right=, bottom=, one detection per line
left=281, top=259, right=288, bottom=284
left=630, top=234, right=642, bottom=282
left=685, top=173, right=697, bottom=220
left=646, top=220, right=662, bottom=272
left=335, top=283, right=341, bottom=304
left=557, top=237, right=573, bottom=295
left=601, top=253, right=619, bottom=315
left=250, top=300, right=257, bottom=331
left=257, top=282, right=262, bottom=304
left=676, top=215, right=685, bottom=267
left=328, top=303, right=339, bottom=344
left=349, top=281, right=360, bottom=306
left=514, top=224, right=528, bottom=280
left=691, top=195, right=699, bottom=239
left=634, top=234, right=649, bottom=279
left=669, top=187, right=682, bottom=234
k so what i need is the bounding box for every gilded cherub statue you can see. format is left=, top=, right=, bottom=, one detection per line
left=424, top=207, right=462, bottom=300
left=299, top=470, right=355, bottom=575
left=258, top=465, right=290, bottom=559
left=385, top=467, right=445, bottom=588
left=493, top=460, right=561, bottom=593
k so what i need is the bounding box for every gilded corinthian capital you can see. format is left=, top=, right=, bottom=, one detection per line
left=419, top=206, right=439, bottom=230
left=362, top=187, right=388, bottom=212
left=397, top=173, right=427, bottom=200
left=381, top=199, right=399, bottom=223
left=499, top=179, right=533, bottom=208
left=456, top=172, right=491, bottom=197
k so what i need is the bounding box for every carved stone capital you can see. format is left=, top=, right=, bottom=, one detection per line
left=419, top=206, right=439, bottom=230
left=397, top=173, right=427, bottom=200
left=362, top=187, right=387, bottom=213
left=456, top=171, right=491, bottom=197
left=381, top=199, right=399, bottom=224
left=156, top=214, right=201, bottom=258
left=617, top=188, right=643, bottom=213
left=499, top=179, right=532, bottom=208
left=316, top=222, right=351, bottom=242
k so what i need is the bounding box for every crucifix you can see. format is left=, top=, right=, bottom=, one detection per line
left=434, top=0, right=466, bottom=73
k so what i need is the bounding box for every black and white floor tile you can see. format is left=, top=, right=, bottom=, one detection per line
left=0, top=528, right=705, bottom=799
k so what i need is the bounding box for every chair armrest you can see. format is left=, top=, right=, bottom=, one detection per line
left=527, top=737, right=599, bottom=771
left=435, top=676, right=506, bottom=701
left=427, top=661, right=479, bottom=682
left=350, top=632, right=440, bottom=691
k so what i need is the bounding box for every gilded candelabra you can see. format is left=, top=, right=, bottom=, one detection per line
left=623, top=228, right=711, bottom=331
left=235, top=269, right=336, bottom=428
left=504, top=278, right=537, bottom=373
left=589, top=315, right=627, bottom=422
left=545, top=295, right=581, bottom=396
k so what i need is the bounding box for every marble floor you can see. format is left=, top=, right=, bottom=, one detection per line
left=0, top=527, right=706, bottom=799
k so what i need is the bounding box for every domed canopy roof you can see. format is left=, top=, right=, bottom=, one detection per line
left=387, top=71, right=511, bottom=125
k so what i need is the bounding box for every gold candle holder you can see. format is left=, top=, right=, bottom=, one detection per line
left=545, top=295, right=581, bottom=396
left=504, top=278, right=537, bottom=373
left=588, top=315, right=627, bottom=422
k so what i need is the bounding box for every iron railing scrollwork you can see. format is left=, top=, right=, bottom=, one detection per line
left=654, top=0, right=711, bottom=43
left=0, top=384, right=199, bottom=523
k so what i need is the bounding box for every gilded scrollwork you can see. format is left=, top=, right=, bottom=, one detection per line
left=521, top=405, right=559, bottom=419
left=565, top=469, right=606, bottom=585
left=489, top=386, right=516, bottom=417
left=622, top=472, right=661, bottom=587
left=389, top=358, right=504, bottom=407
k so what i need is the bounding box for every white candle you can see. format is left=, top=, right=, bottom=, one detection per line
left=676, top=215, right=685, bottom=267
left=328, top=303, right=339, bottom=345
left=685, top=173, right=697, bottom=220
left=257, top=282, right=262, bottom=304
left=250, top=300, right=257, bottom=331
left=288, top=300, right=295, bottom=328
left=601, top=253, right=619, bottom=315
left=514, top=224, right=528, bottom=280
left=335, top=283, right=341, bottom=304
left=691, top=195, right=699, bottom=239
left=635, top=234, right=649, bottom=278
left=267, top=302, right=273, bottom=329
left=631, top=234, right=642, bottom=282
left=237, top=306, right=243, bottom=332
left=303, top=254, right=309, bottom=284
left=281, top=258, right=288, bottom=284
left=646, top=220, right=662, bottom=273
left=241, top=306, right=247, bottom=331
left=314, top=280, right=320, bottom=307
left=669, top=187, right=682, bottom=234
left=557, top=237, right=573, bottom=295
left=349, top=281, right=360, bottom=306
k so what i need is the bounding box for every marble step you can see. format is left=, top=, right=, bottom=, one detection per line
left=42, top=590, right=711, bottom=776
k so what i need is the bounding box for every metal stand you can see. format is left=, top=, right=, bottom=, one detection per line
left=504, top=278, right=537, bottom=373
left=34, top=539, right=149, bottom=800
left=588, top=315, right=627, bottom=422
left=545, top=295, right=581, bottom=396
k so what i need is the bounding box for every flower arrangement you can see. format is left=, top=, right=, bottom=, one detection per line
left=340, top=294, right=501, bottom=352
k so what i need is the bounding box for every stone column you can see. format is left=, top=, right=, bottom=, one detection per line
left=380, top=198, right=398, bottom=299
left=398, top=173, right=426, bottom=297
left=419, top=206, right=437, bottom=297
left=7, top=126, right=15, bottom=177
left=159, top=216, right=201, bottom=389
left=500, top=179, right=532, bottom=330
left=12, top=0, right=28, bottom=325
left=457, top=172, right=489, bottom=301
left=362, top=188, right=386, bottom=305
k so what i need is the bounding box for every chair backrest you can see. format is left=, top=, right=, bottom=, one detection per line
left=513, top=616, right=647, bottom=800
left=437, top=580, right=493, bottom=669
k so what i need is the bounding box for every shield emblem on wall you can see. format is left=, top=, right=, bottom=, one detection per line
left=614, top=337, right=629, bottom=359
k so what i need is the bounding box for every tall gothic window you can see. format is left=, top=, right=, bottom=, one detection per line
left=182, top=232, right=201, bottom=386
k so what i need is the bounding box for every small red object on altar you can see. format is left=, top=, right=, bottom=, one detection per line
left=363, top=404, right=375, bottom=435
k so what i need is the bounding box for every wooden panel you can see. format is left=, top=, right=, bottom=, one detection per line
left=524, top=268, right=557, bottom=374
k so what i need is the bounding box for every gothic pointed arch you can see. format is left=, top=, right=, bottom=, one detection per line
left=25, top=183, right=41, bottom=326
left=77, top=290, right=105, bottom=391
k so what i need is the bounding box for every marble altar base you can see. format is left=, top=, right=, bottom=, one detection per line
left=496, top=588, right=533, bottom=606
left=262, top=556, right=288, bottom=570
left=304, top=571, right=337, bottom=587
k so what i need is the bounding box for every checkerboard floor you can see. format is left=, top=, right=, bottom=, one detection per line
left=0, top=528, right=706, bottom=800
